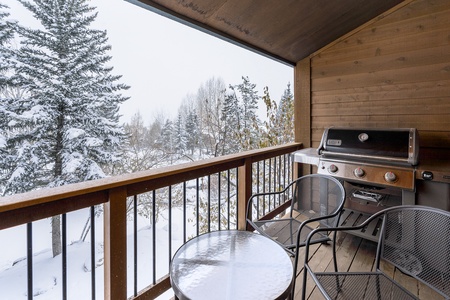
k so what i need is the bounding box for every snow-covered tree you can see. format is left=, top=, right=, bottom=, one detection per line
left=237, top=76, right=260, bottom=149
left=277, top=83, right=294, bottom=143
left=221, top=87, right=241, bottom=154
left=260, top=86, right=278, bottom=147
left=195, top=77, right=226, bottom=157
left=113, top=112, right=167, bottom=175
left=0, top=3, right=15, bottom=84
left=0, top=0, right=129, bottom=257
left=260, top=83, right=294, bottom=147
left=185, top=109, right=199, bottom=156
left=157, top=119, right=174, bottom=160
left=225, top=76, right=260, bottom=152
left=174, top=112, right=187, bottom=157
left=0, top=3, right=17, bottom=194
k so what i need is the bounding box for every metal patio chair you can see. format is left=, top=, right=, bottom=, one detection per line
left=246, top=173, right=346, bottom=257
left=302, top=205, right=450, bottom=300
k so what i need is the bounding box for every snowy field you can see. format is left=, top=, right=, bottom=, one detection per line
left=0, top=206, right=198, bottom=299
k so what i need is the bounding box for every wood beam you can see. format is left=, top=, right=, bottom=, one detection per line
left=295, top=57, right=312, bottom=175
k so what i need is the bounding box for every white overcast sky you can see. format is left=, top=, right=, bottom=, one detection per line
left=7, top=0, right=293, bottom=124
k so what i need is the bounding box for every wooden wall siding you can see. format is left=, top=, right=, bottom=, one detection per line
left=309, top=0, right=450, bottom=149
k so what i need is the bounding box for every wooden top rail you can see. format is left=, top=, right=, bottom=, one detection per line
left=0, top=143, right=302, bottom=230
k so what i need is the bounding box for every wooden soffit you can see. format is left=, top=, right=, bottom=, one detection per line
left=130, top=0, right=404, bottom=65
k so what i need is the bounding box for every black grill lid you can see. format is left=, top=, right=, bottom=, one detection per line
left=318, top=128, right=419, bottom=165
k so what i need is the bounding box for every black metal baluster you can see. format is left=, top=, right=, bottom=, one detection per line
left=134, top=195, right=138, bottom=297
left=62, top=213, right=67, bottom=300
left=274, top=156, right=278, bottom=206
left=90, top=206, right=96, bottom=300
left=152, top=190, right=156, bottom=285
left=268, top=158, right=272, bottom=211
left=27, top=223, right=32, bottom=300
left=256, top=162, right=260, bottom=219
left=273, top=157, right=276, bottom=206
left=196, top=178, right=200, bottom=236
left=183, top=182, right=187, bottom=244
left=168, top=186, right=172, bottom=265
left=263, top=160, right=266, bottom=215
left=207, top=175, right=211, bottom=233
left=275, top=156, right=279, bottom=206
left=218, top=173, right=221, bottom=230
left=227, top=170, right=231, bottom=230
left=277, top=156, right=281, bottom=205
left=283, top=154, right=287, bottom=202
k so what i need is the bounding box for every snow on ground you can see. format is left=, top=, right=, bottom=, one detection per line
left=0, top=205, right=197, bottom=299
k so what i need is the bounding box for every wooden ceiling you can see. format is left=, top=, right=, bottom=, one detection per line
left=133, top=0, right=404, bottom=66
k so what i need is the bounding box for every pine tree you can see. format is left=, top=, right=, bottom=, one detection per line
left=260, top=83, right=294, bottom=147
left=221, top=87, right=241, bottom=154
left=157, top=119, right=174, bottom=162
left=277, top=83, right=294, bottom=144
left=228, top=76, right=261, bottom=151
left=0, top=3, right=17, bottom=194
left=1, top=0, right=129, bottom=257
left=185, top=109, right=199, bottom=156
left=174, top=112, right=187, bottom=157
left=260, top=86, right=279, bottom=147
left=0, top=3, right=15, bottom=84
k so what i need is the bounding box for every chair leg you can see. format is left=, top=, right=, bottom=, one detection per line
left=332, top=231, right=341, bottom=294
left=332, top=231, right=338, bottom=272
left=291, top=251, right=299, bottom=299
left=301, top=266, right=308, bottom=300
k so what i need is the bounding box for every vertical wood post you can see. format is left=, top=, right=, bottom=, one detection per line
left=295, top=57, right=312, bottom=176
left=104, top=187, right=127, bottom=300
left=237, top=158, right=253, bottom=231
left=293, top=162, right=301, bottom=180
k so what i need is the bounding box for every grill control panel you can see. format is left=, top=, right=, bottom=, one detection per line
left=318, top=158, right=415, bottom=190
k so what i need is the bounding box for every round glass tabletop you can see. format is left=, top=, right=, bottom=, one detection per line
left=170, top=230, right=293, bottom=300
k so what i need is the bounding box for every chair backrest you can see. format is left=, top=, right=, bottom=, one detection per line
left=378, top=206, right=450, bottom=298
left=291, top=174, right=345, bottom=228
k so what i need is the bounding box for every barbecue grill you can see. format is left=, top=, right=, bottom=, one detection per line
left=294, top=127, right=421, bottom=241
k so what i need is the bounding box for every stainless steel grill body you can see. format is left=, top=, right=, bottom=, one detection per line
left=294, top=127, right=422, bottom=241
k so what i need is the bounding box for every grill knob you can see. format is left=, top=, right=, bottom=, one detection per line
left=384, top=172, right=397, bottom=183
left=328, top=164, right=338, bottom=173
left=354, top=167, right=365, bottom=178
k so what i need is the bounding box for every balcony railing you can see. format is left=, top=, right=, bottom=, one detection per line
left=0, top=143, right=302, bottom=300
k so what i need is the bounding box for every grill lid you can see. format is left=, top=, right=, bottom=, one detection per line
left=318, top=128, right=419, bottom=166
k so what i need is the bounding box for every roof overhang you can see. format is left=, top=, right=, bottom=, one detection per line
left=128, top=0, right=404, bottom=66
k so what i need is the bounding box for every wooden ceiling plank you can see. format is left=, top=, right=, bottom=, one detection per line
left=131, top=0, right=405, bottom=64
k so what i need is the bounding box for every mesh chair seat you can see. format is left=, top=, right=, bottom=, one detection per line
left=312, top=272, right=417, bottom=300
left=252, top=215, right=331, bottom=250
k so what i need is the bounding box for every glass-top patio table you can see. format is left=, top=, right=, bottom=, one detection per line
left=170, top=230, right=294, bottom=300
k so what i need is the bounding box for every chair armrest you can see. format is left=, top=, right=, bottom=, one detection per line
left=245, top=179, right=298, bottom=222
left=305, top=212, right=380, bottom=246
left=303, top=205, right=421, bottom=249
left=302, top=208, right=388, bottom=269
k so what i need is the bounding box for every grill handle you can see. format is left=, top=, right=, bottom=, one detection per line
left=321, top=151, right=413, bottom=165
